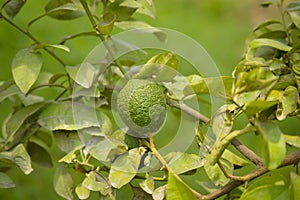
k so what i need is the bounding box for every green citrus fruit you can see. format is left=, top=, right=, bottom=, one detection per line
left=117, top=79, right=167, bottom=135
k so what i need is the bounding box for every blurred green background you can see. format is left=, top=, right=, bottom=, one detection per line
left=0, top=0, right=281, bottom=199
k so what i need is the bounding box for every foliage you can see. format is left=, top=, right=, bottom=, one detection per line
left=0, top=0, right=299, bottom=199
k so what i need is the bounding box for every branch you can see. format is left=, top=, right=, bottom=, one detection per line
left=203, top=150, right=300, bottom=199
left=59, top=31, right=97, bottom=44
left=166, top=99, right=210, bottom=123
left=79, top=0, right=128, bottom=79
left=1, top=15, right=66, bottom=66
left=231, top=138, right=263, bottom=166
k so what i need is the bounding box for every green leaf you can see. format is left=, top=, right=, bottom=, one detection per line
left=42, top=44, right=70, bottom=52
left=234, top=91, right=260, bottom=106
left=8, top=144, right=33, bottom=175
left=249, top=38, right=292, bottom=52
left=254, top=120, right=286, bottom=170
left=273, top=74, right=296, bottom=90
left=163, top=76, right=190, bottom=100
left=253, top=19, right=281, bottom=32
left=222, top=149, right=251, bottom=167
left=0, top=172, right=15, bottom=188
left=240, top=172, right=289, bottom=200
left=38, top=101, right=102, bottom=131
left=120, top=0, right=156, bottom=19
left=0, top=82, right=20, bottom=103
left=111, top=37, right=147, bottom=66
left=49, top=73, right=66, bottom=84
left=85, top=136, right=122, bottom=162
left=54, top=130, right=83, bottom=153
left=185, top=75, right=234, bottom=98
left=133, top=52, right=178, bottom=82
left=139, top=176, right=154, bottom=194
left=27, top=136, right=53, bottom=168
left=234, top=67, right=278, bottom=94
left=258, top=30, right=287, bottom=39
left=105, top=1, right=137, bottom=21
left=284, top=134, right=300, bottom=148
left=12, top=49, right=43, bottom=94
left=115, top=20, right=167, bottom=42
left=35, top=129, right=53, bottom=147
left=45, top=1, right=84, bottom=20
left=53, top=165, right=74, bottom=200
left=82, top=171, right=109, bottom=195
left=3, top=0, right=26, bottom=19
left=5, top=103, right=44, bottom=140
left=152, top=185, right=167, bottom=200
left=290, top=172, right=300, bottom=200
left=132, top=186, right=153, bottom=200
left=58, top=145, right=83, bottom=164
left=109, top=148, right=145, bottom=189
left=276, top=86, right=298, bottom=120
left=75, top=184, right=90, bottom=200
left=287, top=1, right=300, bottom=12
left=66, top=63, right=96, bottom=88
left=289, top=12, right=300, bottom=30
left=204, top=158, right=232, bottom=186
left=164, top=152, right=204, bottom=174
left=98, top=12, right=116, bottom=35
left=166, top=172, right=198, bottom=200
left=17, top=93, right=44, bottom=106
left=244, top=100, right=278, bottom=116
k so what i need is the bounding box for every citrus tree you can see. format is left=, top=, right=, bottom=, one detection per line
left=0, top=0, right=300, bottom=199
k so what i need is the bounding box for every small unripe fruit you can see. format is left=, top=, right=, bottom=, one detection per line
left=117, top=79, right=167, bottom=136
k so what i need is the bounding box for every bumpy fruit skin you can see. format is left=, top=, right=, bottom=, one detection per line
left=117, top=79, right=166, bottom=136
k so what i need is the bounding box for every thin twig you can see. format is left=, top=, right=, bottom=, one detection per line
left=217, top=160, right=266, bottom=182
left=27, top=84, right=67, bottom=94
left=59, top=31, right=97, bottom=44
left=79, top=0, right=128, bottom=79
left=1, top=15, right=66, bottom=67
left=166, top=99, right=210, bottom=123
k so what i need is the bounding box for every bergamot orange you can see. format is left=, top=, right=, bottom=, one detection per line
left=117, top=79, right=167, bottom=135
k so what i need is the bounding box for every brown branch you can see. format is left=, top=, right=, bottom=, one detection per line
left=231, top=138, right=263, bottom=166
left=203, top=150, right=300, bottom=200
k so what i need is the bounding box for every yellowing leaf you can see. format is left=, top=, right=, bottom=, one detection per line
left=12, top=49, right=43, bottom=94
left=249, top=38, right=292, bottom=52
left=75, top=184, right=90, bottom=200
left=66, top=63, right=95, bottom=88
left=166, top=172, right=198, bottom=200
left=54, top=165, right=74, bottom=200
left=109, top=148, right=145, bottom=188
left=254, top=120, right=286, bottom=170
